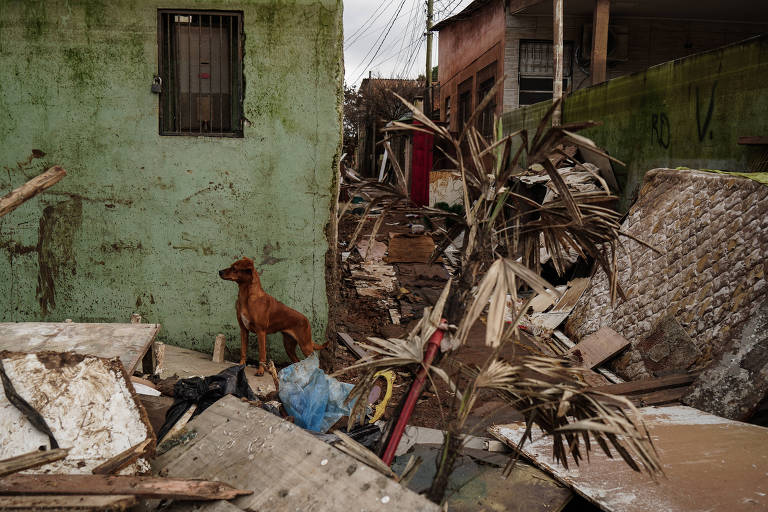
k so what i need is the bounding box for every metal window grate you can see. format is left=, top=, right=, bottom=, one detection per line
left=158, top=10, right=244, bottom=137
left=519, top=40, right=573, bottom=106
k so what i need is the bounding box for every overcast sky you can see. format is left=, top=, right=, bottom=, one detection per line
left=343, top=0, right=474, bottom=87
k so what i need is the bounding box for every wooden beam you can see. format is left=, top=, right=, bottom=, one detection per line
left=0, top=166, right=67, bottom=218
left=588, top=373, right=696, bottom=395
left=0, top=449, right=70, bottom=478
left=0, top=474, right=252, bottom=501
left=590, top=0, right=610, bottom=85
left=552, top=0, right=564, bottom=125
left=0, top=495, right=137, bottom=510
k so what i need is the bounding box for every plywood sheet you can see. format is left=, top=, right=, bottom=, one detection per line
left=566, top=327, right=629, bottom=369
left=0, top=322, right=160, bottom=374
left=0, top=351, right=154, bottom=474
left=153, top=395, right=439, bottom=511
left=490, top=406, right=768, bottom=512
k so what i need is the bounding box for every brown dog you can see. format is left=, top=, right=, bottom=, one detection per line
left=219, top=257, right=324, bottom=375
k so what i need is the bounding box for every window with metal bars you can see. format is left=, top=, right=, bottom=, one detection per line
left=518, top=40, right=573, bottom=106
left=158, top=10, right=244, bottom=137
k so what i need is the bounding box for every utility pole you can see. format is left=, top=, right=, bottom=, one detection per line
left=552, top=0, right=563, bottom=126
left=425, top=0, right=434, bottom=117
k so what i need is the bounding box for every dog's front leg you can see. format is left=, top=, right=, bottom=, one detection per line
left=256, top=330, right=267, bottom=376
left=239, top=326, right=249, bottom=365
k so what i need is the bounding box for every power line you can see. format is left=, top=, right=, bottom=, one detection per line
left=344, top=0, right=398, bottom=48
left=352, top=0, right=410, bottom=84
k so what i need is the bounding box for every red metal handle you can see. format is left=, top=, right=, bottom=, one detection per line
left=381, top=323, right=445, bottom=465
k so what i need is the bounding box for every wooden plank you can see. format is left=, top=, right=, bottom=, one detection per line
left=337, top=332, right=369, bottom=360
left=566, top=327, right=629, bottom=369
left=0, top=322, right=160, bottom=374
left=0, top=449, right=69, bottom=478
left=490, top=406, right=768, bottom=512
left=0, top=495, right=137, bottom=510
left=0, top=166, right=67, bottom=219
left=587, top=373, right=695, bottom=395
left=386, top=233, right=436, bottom=263
left=552, top=330, right=623, bottom=383
left=153, top=395, right=440, bottom=511
left=630, top=386, right=689, bottom=407
left=738, top=136, right=768, bottom=145
left=138, top=394, right=174, bottom=436
left=0, top=474, right=251, bottom=501
left=551, top=278, right=590, bottom=313
left=92, top=439, right=153, bottom=475
left=212, top=334, right=227, bottom=363
left=590, top=0, right=610, bottom=85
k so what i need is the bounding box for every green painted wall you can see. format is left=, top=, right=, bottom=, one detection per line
left=0, top=0, right=343, bottom=361
left=503, top=35, right=768, bottom=210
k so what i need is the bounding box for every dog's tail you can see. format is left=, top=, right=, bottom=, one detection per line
left=313, top=341, right=329, bottom=351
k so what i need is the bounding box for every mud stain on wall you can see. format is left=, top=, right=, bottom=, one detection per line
left=36, top=198, right=82, bottom=315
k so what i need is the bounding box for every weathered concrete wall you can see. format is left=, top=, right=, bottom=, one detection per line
left=502, top=35, right=768, bottom=209
left=0, top=0, right=343, bottom=361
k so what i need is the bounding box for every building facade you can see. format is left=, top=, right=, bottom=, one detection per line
left=0, top=0, right=343, bottom=360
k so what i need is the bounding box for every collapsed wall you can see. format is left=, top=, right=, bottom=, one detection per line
left=566, top=169, right=768, bottom=390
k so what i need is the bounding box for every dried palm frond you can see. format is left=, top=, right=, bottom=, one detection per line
left=334, top=280, right=454, bottom=429
left=463, top=357, right=661, bottom=475
left=338, top=82, right=660, bottom=504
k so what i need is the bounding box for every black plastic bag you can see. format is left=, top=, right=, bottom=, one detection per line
left=157, top=364, right=256, bottom=440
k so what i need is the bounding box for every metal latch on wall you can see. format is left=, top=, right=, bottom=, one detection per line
left=151, top=76, right=162, bottom=94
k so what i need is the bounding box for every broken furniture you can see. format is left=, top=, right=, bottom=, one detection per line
left=0, top=350, right=155, bottom=474
left=491, top=405, right=768, bottom=512
left=0, top=322, right=161, bottom=375
left=153, top=395, right=439, bottom=511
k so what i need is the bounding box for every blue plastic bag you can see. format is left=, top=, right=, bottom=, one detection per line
left=278, top=353, right=355, bottom=432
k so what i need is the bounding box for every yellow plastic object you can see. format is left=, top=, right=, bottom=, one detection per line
left=369, top=370, right=395, bottom=423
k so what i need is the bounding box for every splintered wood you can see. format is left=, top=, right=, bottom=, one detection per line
left=0, top=474, right=251, bottom=501
left=490, top=406, right=768, bottom=512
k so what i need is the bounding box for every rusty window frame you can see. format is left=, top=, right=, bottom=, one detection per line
left=157, top=9, right=244, bottom=137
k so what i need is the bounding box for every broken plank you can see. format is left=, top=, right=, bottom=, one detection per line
left=386, top=233, right=436, bottom=264
left=0, top=322, right=160, bottom=375
left=0, top=449, right=69, bottom=478
left=490, top=406, right=768, bottom=512
left=630, top=386, right=690, bottom=407
left=92, top=439, right=153, bottom=475
left=337, top=332, right=369, bottom=360
left=0, top=474, right=251, bottom=501
left=0, top=166, right=67, bottom=219
left=566, top=327, right=629, bottom=369
left=588, top=373, right=695, bottom=395
left=153, top=395, right=440, bottom=511
left=0, top=495, right=136, bottom=510
left=552, top=330, right=624, bottom=383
